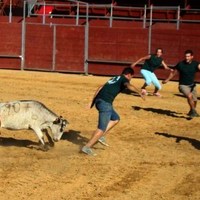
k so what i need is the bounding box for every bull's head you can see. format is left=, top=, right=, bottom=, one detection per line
left=51, top=116, right=69, bottom=142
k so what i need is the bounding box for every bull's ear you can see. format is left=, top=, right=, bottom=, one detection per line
left=53, top=118, right=61, bottom=124
left=62, top=119, right=69, bottom=126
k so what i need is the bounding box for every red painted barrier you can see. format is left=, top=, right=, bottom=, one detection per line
left=0, top=18, right=200, bottom=83
left=151, top=28, right=200, bottom=65
left=0, top=23, right=21, bottom=69
left=55, top=26, right=85, bottom=72
left=25, top=24, right=54, bottom=70
left=89, top=27, right=148, bottom=62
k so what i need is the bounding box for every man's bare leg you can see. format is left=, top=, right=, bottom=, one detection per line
left=186, top=93, right=199, bottom=117
left=194, top=100, right=197, bottom=108
left=141, top=83, right=148, bottom=89
left=187, top=93, right=195, bottom=110
left=98, top=120, right=119, bottom=146
left=104, top=120, right=119, bottom=136
left=86, top=120, right=119, bottom=147
left=154, top=87, right=159, bottom=93
left=82, top=120, right=120, bottom=155
left=85, top=129, right=104, bottom=148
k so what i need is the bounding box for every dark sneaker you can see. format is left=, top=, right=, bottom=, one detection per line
left=98, top=136, right=109, bottom=147
left=189, top=110, right=200, bottom=118
left=187, top=109, right=193, bottom=116
left=81, top=146, right=97, bottom=156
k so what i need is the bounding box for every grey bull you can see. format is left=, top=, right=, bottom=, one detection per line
left=0, top=100, right=68, bottom=149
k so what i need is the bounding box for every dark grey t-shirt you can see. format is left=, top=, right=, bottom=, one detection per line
left=96, top=75, right=129, bottom=104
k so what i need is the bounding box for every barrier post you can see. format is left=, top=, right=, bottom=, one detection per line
left=148, top=5, right=153, bottom=54
left=21, top=0, right=27, bottom=70
left=42, top=1, right=46, bottom=24
left=143, top=4, right=147, bottom=28
left=109, top=3, right=113, bottom=28
left=76, top=2, right=80, bottom=26
left=84, top=3, right=89, bottom=75
left=9, top=0, right=12, bottom=23
left=52, top=25, right=56, bottom=71
left=177, top=6, right=180, bottom=30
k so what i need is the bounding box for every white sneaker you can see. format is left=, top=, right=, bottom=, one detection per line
left=81, top=146, right=97, bottom=156
left=141, top=89, right=148, bottom=96
left=98, top=136, right=109, bottom=147
left=153, top=92, right=162, bottom=97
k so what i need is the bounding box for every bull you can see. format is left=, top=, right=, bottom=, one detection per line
left=0, top=100, right=68, bottom=150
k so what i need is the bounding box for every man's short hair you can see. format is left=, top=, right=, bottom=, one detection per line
left=156, top=48, right=163, bottom=53
left=184, top=49, right=194, bottom=55
left=122, top=67, right=134, bottom=75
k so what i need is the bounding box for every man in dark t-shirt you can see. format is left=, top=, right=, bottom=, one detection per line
left=81, top=67, right=144, bottom=156
left=163, top=50, right=200, bottom=118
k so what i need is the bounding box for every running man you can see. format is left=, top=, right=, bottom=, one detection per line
left=162, top=49, right=200, bottom=118
left=82, top=67, right=144, bottom=156
left=131, top=48, right=171, bottom=97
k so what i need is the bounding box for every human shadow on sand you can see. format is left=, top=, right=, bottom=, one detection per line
left=121, top=89, right=141, bottom=97
left=174, top=93, right=185, bottom=98
left=132, top=106, right=190, bottom=119
left=62, top=130, right=105, bottom=151
left=155, top=132, right=200, bottom=150
left=174, top=93, right=200, bottom=100
left=61, top=130, right=88, bottom=146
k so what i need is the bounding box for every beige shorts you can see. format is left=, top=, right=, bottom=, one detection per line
left=179, top=84, right=198, bottom=101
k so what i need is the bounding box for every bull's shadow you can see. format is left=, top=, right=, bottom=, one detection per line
left=61, top=130, right=88, bottom=146
left=0, top=136, right=38, bottom=148
left=132, top=106, right=190, bottom=119
left=155, top=132, right=200, bottom=150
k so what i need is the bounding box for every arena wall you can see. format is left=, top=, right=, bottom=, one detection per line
left=0, top=20, right=200, bottom=81
left=0, top=23, right=21, bottom=69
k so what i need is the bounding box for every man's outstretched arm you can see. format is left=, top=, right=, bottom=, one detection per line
left=125, top=82, right=145, bottom=101
left=162, top=69, right=177, bottom=84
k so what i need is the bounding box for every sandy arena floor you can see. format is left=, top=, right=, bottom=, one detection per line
left=0, top=69, right=199, bottom=200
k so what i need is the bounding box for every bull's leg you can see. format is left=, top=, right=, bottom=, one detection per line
left=33, top=128, right=52, bottom=151
left=33, top=128, right=45, bottom=145
left=43, top=129, right=54, bottom=147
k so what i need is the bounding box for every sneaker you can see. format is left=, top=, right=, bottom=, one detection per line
left=81, top=146, right=97, bottom=156
left=98, top=136, right=109, bottom=147
left=141, top=89, right=148, bottom=96
left=189, top=109, right=200, bottom=118
left=187, top=109, right=193, bottom=116
left=153, top=92, right=162, bottom=97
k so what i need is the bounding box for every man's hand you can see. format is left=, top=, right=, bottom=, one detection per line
left=139, top=93, right=146, bottom=101
left=86, top=102, right=92, bottom=110
left=131, top=63, right=135, bottom=68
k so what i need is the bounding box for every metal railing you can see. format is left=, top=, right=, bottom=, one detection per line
left=23, top=2, right=200, bottom=29
left=1, top=1, right=200, bottom=28
left=1, top=1, right=200, bottom=73
left=23, top=1, right=200, bottom=58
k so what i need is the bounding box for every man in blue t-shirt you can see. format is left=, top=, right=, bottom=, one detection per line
left=82, top=67, right=144, bottom=156
left=163, top=50, right=200, bottom=118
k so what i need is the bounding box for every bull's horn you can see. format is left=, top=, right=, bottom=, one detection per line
left=53, top=118, right=60, bottom=124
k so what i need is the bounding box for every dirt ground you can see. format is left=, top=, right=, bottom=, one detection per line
left=0, top=69, right=199, bottom=200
